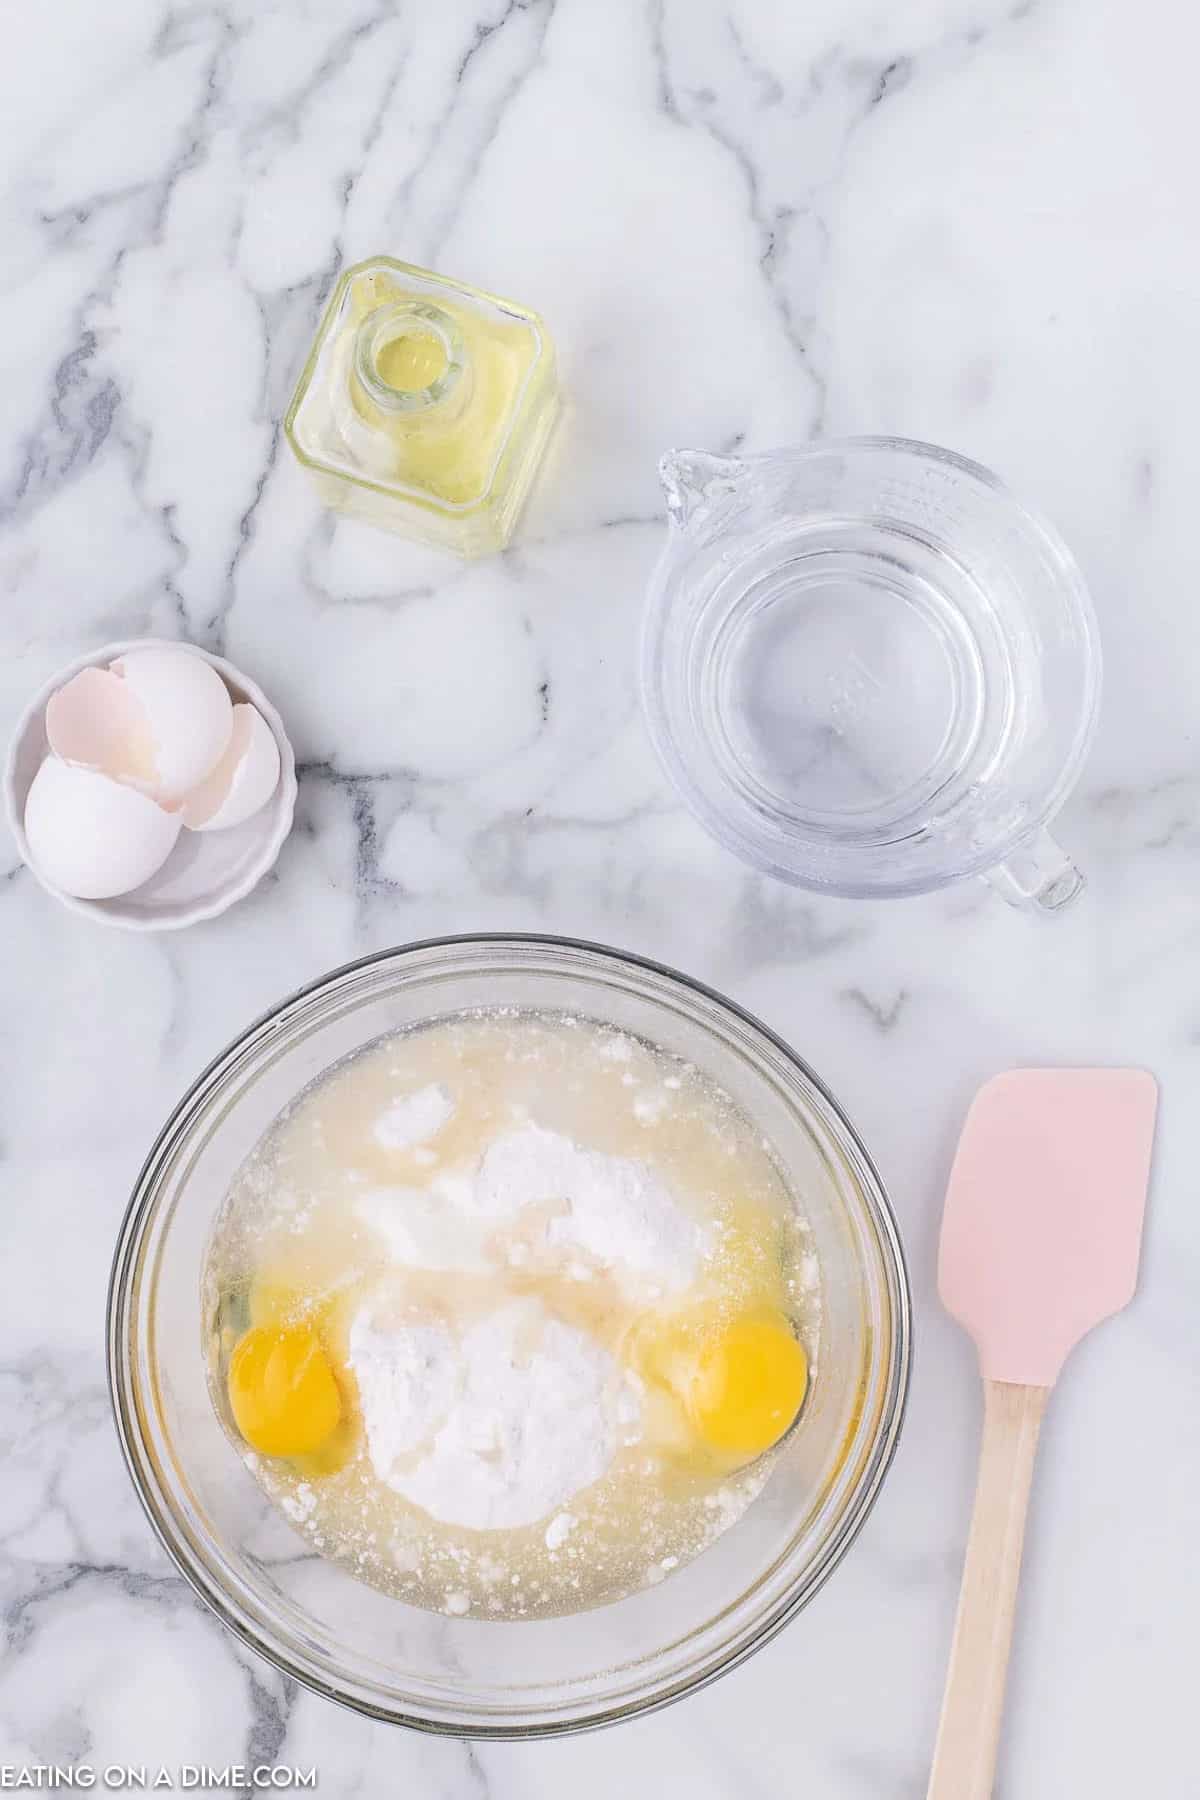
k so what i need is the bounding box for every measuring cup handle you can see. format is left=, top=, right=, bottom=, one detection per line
left=985, top=829, right=1085, bottom=913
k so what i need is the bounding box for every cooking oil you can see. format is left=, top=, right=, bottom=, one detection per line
left=285, top=257, right=559, bottom=556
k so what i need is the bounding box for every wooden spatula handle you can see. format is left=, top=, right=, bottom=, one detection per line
left=927, top=1380, right=1048, bottom=1800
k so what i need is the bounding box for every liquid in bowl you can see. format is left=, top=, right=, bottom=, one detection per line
left=204, top=1008, right=821, bottom=1620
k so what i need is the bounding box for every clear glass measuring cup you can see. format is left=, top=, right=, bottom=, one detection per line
left=641, top=438, right=1101, bottom=910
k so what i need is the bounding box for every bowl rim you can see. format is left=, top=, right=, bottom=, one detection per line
left=107, top=931, right=912, bottom=1736
left=3, top=637, right=298, bottom=931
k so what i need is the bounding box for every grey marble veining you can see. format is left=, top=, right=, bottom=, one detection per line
left=2, top=1, right=1198, bottom=1793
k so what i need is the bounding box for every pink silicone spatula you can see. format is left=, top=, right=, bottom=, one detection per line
left=928, top=1068, right=1158, bottom=1800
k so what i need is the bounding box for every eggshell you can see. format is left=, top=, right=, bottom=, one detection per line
left=45, top=667, right=159, bottom=787
left=109, top=647, right=233, bottom=803
left=23, top=758, right=182, bottom=899
left=180, top=704, right=281, bottom=831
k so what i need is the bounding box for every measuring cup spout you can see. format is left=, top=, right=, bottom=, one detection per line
left=659, top=449, right=744, bottom=533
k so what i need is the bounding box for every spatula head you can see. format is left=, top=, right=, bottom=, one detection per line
left=939, top=1069, right=1157, bottom=1387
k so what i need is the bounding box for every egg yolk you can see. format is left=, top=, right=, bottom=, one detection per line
left=656, top=1313, right=808, bottom=1462
left=227, top=1324, right=342, bottom=1459
left=636, top=1310, right=805, bottom=1461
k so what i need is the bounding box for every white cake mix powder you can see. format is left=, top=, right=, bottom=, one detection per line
left=355, top=1122, right=706, bottom=1291
left=477, top=1125, right=705, bottom=1296
left=347, top=1120, right=701, bottom=1527
left=350, top=1297, right=640, bottom=1530
left=372, top=1082, right=454, bottom=1150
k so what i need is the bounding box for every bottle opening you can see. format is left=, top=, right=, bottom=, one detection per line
left=354, top=301, right=465, bottom=414
left=376, top=329, right=448, bottom=393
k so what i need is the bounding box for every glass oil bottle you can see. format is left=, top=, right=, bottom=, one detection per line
left=285, top=257, right=559, bottom=557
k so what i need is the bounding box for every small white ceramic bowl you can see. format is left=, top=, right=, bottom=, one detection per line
left=4, top=639, right=297, bottom=932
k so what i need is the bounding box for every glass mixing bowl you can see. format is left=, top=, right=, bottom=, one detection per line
left=108, top=936, right=910, bottom=1736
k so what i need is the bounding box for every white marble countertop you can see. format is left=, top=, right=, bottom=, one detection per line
left=2, top=1, right=1197, bottom=1793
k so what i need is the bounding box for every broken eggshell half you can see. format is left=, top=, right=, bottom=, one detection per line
left=23, top=757, right=183, bottom=899
left=46, top=645, right=235, bottom=807
left=181, top=703, right=281, bottom=831
left=5, top=640, right=296, bottom=931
